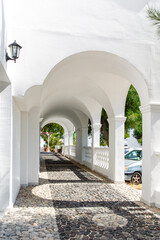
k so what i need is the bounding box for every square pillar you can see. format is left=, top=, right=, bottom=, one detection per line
left=64, top=132, right=69, bottom=146
left=91, top=123, right=101, bottom=170
left=82, top=127, right=88, bottom=163
left=76, top=128, right=82, bottom=163
left=68, top=131, right=74, bottom=157
left=20, top=111, right=28, bottom=186
left=68, top=131, right=74, bottom=146
left=140, top=104, right=160, bottom=207
left=28, top=107, right=40, bottom=185
left=63, top=132, right=69, bottom=157
left=108, top=116, right=126, bottom=183
left=68, top=130, right=74, bottom=157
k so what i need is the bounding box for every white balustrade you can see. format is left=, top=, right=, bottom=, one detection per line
left=62, top=145, right=76, bottom=159
left=62, top=145, right=69, bottom=156
left=70, top=145, right=76, bottom=157
left=94, top=147, right=109, bottom=169
left=84, top=147, right=92, bottom=163
left=83, top=146, right=109, bottom=170
left=62, top=145, right=109, bottom=173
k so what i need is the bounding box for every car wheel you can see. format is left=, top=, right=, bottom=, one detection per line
left=131, top=172, right=141, bottom=185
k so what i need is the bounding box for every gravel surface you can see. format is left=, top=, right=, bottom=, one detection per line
left=0, top=152, right=160, bottom=239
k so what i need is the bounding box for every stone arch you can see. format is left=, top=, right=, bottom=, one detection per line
left=17, top=50, right=156, bottom=206
left=41, top=51, right=149, bottom=110
left=41, top=117, right=74, bottom=133
left=16, top=51, right=150, bottom=121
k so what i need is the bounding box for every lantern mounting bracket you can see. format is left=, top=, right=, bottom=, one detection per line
left=6, top=52, right=16, bottom=62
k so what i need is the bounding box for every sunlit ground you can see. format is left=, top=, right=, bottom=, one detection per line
left=0, top=153, right=159, bottom=240
left=126, top=182, right=142, bottom=190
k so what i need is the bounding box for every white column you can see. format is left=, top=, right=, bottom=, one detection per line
left=82, top=127, right=88, bottom=163
left=68, top=130, right=74, bottom=157
left=140, top=104, right=160, bottom=207
left=63, top=131, right=69, bottom=156
left=92, top=123, right=101, bottom=147
left=64, top=132, right=69, bottom=146
left=68, top=130, right=74, bottom=146
left=108, top=116, right=126, bottom=183
left=20, top=111, right=28, bottom=186
left=92, top=123, right=101, bottom=170
left=76, top=128, right=82, bottom=163
left=28, top=107, right=40, bottom=185
left=11, top=100, right=21, bottom=207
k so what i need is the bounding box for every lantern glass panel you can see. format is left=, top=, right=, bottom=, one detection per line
left=10, top=45, right=20, bottom=59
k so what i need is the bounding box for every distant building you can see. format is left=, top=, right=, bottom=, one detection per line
left=125, top=129, right=141, bottom=149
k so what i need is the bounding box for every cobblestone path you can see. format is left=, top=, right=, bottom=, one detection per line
left=0, top=152, right=160, bottom=239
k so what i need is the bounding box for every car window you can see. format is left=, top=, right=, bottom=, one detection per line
left=125, top=150, right=142, bottom=160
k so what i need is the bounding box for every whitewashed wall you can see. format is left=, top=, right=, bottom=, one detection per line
left=0, top=0, right=6, bottom=67
left=10, top=99, right=21, bottom=207
left=0, top=1, right=12, bottom=211
left=4, top=0, right=156, bottom=98
left=0, top=0, right=10, bottom=94
left=0, top=85, right=11, bottom=211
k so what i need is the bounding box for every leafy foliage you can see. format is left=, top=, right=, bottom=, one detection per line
left=88, top=116, right=109, bottom=146
left=125, top=85, right=142, bottom=144
left=88, top=119, right=92, bottom=136
left=147, top=7, right=160, bottom=36
left=73, top=132, right=76, bottom=145
left=100, top=108, right=109, bottom=146
left=100, top=85, right=142, bottom=145
left=41, top=123, right=64, bottom=151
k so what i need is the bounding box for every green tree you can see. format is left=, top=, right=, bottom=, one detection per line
left=73, top=131, right=76, bottom=145
left=147, top=7, right=160, bottom=36
left=125, top=85, right=142, bottom=144
left=87, top=116, right=109, bottom=146
left=41, top=123, right=64, bottom=150
left=101, top=108, right=109, bottom=146
left=49, top=133, right=63, bottom=151
left=100, top=85, right=142, bottom=145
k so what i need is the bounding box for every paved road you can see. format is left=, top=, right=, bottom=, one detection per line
left=0, top=153, right=160, bottom=239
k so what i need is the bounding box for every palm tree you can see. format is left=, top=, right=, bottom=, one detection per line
left=147, top=7, right=160, bottom=35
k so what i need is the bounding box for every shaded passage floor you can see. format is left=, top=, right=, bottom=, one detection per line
left=0, top=153, right=160, bottom=240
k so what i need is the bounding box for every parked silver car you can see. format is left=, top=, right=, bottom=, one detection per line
left=124, top=149, right=142, bottom=185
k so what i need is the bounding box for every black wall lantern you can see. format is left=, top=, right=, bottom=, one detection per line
left=6, top=40, right=22, bottom=63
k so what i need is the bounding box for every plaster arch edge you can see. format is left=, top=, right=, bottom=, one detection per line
left=41, top=118, right=74, bottom=133
left=14, top=50, right=150, bottom=112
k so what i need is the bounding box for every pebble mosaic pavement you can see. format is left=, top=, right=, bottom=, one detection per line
left=0, top=152, right=160, bottom=239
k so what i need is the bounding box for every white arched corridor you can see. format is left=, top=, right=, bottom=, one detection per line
left=11, top=51, right=159, bottom=209
left=1, top=0, right=160, bottom=215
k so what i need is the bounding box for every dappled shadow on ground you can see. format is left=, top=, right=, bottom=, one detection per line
left=43, top=153, right=160, bottom=240
left=45, top=159, right=103, bottom=184
left=55, top=201, right=160, bottom=240
left=0, top=153, right=159, bottom=240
